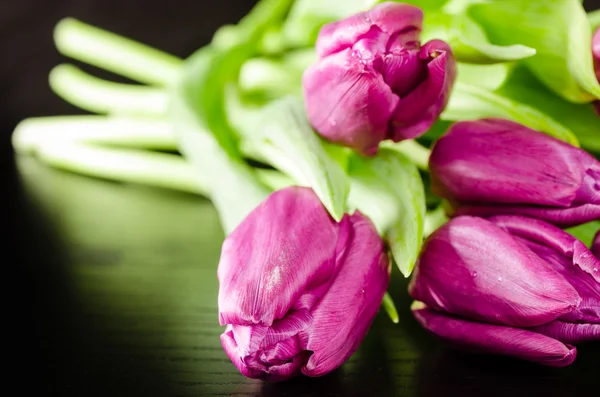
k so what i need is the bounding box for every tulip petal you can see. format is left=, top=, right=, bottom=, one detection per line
left=389, top=40, right=457, bottom=140
left=316, top=2, right=423, bottom=58
left=261, top=309, right=313, bottom=348
left=530, top=320, right=600, bottom=344
left=489, top=215, right=600, bottom=282
left=594, top=28, right=600, bottom=82
left=454, top=202, right=600, bottom=228
left=218, top=187, right=340, bottom=327
left=412, top=303, right=577, bottom=367
left=490, top=215, right=600, bottom=323
left=592, top=230, right=600, bottom=259
left=301, top=211, right=390, bottom=377
left=221, top=325, right=308, bottom=382
left=303, top=49, right=399, bottom=155
left=409, top=216, right=580, bottom=327
left=429, top=119, right=600, bottom=226
left=379, top=48, right=424, bottom=97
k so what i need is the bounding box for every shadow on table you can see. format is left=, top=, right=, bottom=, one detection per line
left=413, top=342, right=600, bottom=397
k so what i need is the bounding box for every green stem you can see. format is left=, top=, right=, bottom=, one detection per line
left=424, top=205, right=449, bottom=237
left=49, top=64, right=168, bottom=115
left=54, top=18, right=183, bottom=85
left=12, top=115, right=178, bottom=153
left=238, top=58, right=302, bottom=95
left=381, top=140, right=431, bottom=170
left=24, top=134, right=289, bottom=198
left=32, top=141, right=206, bottom=195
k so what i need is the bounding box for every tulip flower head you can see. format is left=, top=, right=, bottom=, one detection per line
left=409, top=216, right=599, bottom=367
left=429, top=118, right=600, bottom=227
left=592, top=27, right=600, bottom=115
left=593, top=27, right=600, bottom=84
left=218, top=186, right=390, bottom=381
left=303, top=2, right=456, bottom=156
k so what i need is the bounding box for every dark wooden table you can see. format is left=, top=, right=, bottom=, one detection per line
left=8, top=155, right=600, bottom=397
left=3, top=1, right=600, bottom=396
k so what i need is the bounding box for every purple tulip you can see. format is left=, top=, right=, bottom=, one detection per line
left=489, top=215, right=600, bottom=342
left=409, top=216, right=600, bottom=367
left=593, top=230, right=600, bottom=258
left=218, top=186, right=390, bottom=381
left=593, top=27, right=600, bottom=115
left=302, top=2, right=456, bottom=156
left=429, top=118, right=600, bottom=227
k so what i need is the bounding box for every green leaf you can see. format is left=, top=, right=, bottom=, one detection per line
left=236, top=97, right=350, bottom=221
left=423, top=12, right=535, bottom=64
left=348, top=149, right=426, bottom=277
left=212, top=0, right=294, bottom=50
left=566, top=221, right=600, bottom=246
left=469, top=0, right=600, bottom=103
left=455, top=62, right=511, bottom=91
left=170, top=0, right=294, bottom=233
left=497, top=66, right=600, bottom=153
left=588, top=9, right=600, bottom=31
left=382, top=292, right=399, bottom=324
left=442, top=82, right=580, bottom=146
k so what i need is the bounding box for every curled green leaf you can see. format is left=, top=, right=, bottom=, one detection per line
left=497, top=66, right=600, bottom=153
left=469, top=0, right=600, bottom=102
left=423, top=12, right=535, bottom=64
left=234, top=96, right=350, bottom=221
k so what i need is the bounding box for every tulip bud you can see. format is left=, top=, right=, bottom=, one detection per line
left=302, top=2, right=456, bottom=156
left=409, top=216, right=600, bottom=367
left=488, top=215, right=600, bottom=343
left=429, top=118, right=600, bottom=227
left=593, top=27, right=600, bottom=115
left=218, top=186, right=390, bottom=381
left=593, top=27, right=600, bottom=84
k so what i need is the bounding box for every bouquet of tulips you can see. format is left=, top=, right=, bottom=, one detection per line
left=12, top=0, right=600, bottom=381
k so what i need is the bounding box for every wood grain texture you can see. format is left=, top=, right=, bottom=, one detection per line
left=9, top=157, right=600, bottom=397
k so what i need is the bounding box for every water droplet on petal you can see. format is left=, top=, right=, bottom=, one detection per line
left=472, top=271, right=477, bottom=277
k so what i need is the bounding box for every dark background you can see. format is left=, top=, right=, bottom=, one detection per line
left=3, top=1, right=600, bottom=396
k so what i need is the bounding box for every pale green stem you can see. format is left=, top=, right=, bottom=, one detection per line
left=12, top=116, right=178, bottom=153
left=32, top=141, right=206, bottom=195
left=54, top=18, right=183, bottom=85
left=381, top=140, right=431, bottom=170
left=238, top=58, right=301, bottom=95
left=27, top=136, right=288, bottom=197
left=50, top=64, right=168, bottom=116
